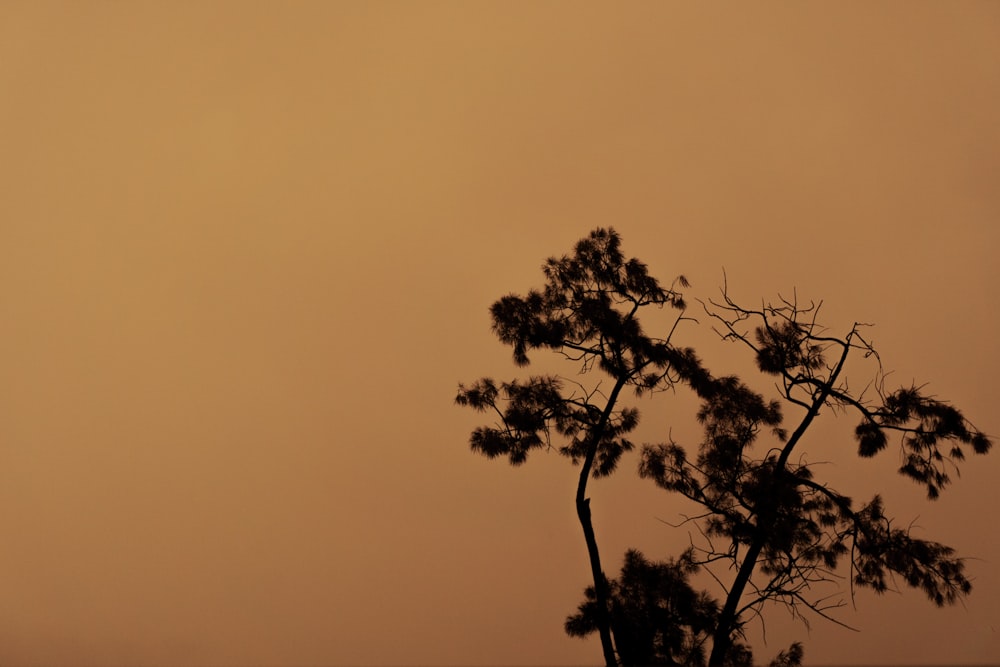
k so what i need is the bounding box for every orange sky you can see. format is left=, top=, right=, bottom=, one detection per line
left=1, top=2, right=998, bottom=665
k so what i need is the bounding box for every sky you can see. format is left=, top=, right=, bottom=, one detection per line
left=1, top=2, right=999, bottom=666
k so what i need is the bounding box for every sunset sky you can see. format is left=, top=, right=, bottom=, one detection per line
left=1, top=3, right=999, bottom=666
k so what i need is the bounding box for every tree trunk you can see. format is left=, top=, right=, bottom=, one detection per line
left=708, top=538, right=763, bottom=667
left=577, top=496, right=618, bottom=667
left=576, top=376, right=629, bottom=667
left=710, top=346, right=849, bottom=666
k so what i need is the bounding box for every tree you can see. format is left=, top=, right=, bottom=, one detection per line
left=458, top=229, right=992, bottom=667
left=455, top=228, right=705, bottom=667
left=638, top=286, right=992, bottom=666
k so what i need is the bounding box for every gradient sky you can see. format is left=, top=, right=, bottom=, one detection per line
left=1, top=2, right=999, bottom=666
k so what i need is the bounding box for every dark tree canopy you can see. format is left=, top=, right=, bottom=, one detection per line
left=456, top=228, right=704, bottom=667
left=458, top=229, right=992, bottom=667
left=565, top=549, right=720, bottom=667
left=639, top=289, right=992, bottom=666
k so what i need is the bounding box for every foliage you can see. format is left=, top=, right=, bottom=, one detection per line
left=638, top=288, right=992, bottom=666
left=459, top=229, right=992, bottom=667
left=456, top=228, right=703, bottom=667
left=767, top=642, right=804, bottom=667
left=565, top=549, right=726, bottom=667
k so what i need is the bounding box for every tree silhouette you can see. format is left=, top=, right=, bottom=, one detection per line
left=456, top=228, right=704, bottom=667
left=638, top=286, right=992, bottom=666
left=458, top=229, right=992, bottom=667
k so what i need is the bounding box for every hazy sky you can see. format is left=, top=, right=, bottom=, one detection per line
left=1, top=3, right=999, bottom=666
